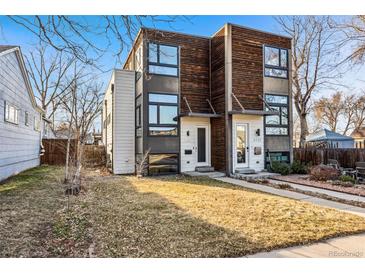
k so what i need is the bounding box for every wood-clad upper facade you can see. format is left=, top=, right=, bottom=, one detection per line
left=112, top=23, right=292, bottom=175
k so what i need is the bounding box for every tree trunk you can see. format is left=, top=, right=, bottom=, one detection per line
left=299, top=113, right=309, bottom=148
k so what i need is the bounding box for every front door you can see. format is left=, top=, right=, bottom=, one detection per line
left=234, top=123, right=249, bottom=168
left=196, top=126, right=208, bottom=166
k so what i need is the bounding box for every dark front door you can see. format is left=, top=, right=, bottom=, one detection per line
left=197, top=127, right=206, bottom=163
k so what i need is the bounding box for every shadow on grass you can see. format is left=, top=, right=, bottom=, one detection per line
left=84, top=175, right=260, bottom=258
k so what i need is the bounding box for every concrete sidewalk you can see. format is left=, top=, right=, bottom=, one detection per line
left=248, top=233, right=365, bottom=258
left=216, top=177, right=365, bottom=258
left=217, top=177, right=365, bottom=217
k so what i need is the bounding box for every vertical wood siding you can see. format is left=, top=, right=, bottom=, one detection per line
left=231, top=25, right=291, bottom=111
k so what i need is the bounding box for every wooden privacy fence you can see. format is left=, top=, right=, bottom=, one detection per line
left=294, top=148, right=365, bottom=168
left=41, top=139, right=106, bottom=167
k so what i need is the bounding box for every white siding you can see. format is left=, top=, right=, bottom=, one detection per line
left=0, top=51, right=41, bottom=181
left=103, top=73, right=114, bottom=166
left=113, top=70, right=135, bottom=174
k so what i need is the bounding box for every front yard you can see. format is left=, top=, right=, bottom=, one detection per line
left=1, top=166, right=365, bottom=257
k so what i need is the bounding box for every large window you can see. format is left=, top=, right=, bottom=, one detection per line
left=148, top=93, right=178, bottom=136
left=265, top=94, right=289, bottom=136
left=148, top=154, right=178, bottom=175
left=4, top=101, right=19, bottom=124
left=264, top=46, right=288, bottom=79
left=148, top=43, right=178, bottom=76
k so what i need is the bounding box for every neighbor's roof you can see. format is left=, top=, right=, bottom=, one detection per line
left=0, top=45, right=18, bottom=54
left=0, top=45, right=44, bottom=114
left=350, top=128, right=365, bottom=138
left=306, top=129, right=354, bottom=142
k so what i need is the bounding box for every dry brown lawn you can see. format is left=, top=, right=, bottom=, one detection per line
left=1, top=166, right=365, bottom=257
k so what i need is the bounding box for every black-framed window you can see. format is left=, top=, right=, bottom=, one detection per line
left=148, top=43, right=178, bottom=77
left=148, top=153, right=178, bottom=175
left=266, top=151, right=290, bottom=165
left=148, top=93, right=178, bottom=136
left=264, top=45, right=288, bottom=79
left=265, top=94, right=289, bottom=136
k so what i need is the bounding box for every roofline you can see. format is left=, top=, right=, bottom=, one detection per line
left=228, top=23, right=292, bottom=40
left=1, top=46, right=44, bottom=114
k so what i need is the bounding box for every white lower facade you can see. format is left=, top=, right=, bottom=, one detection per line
left=180, top=115, right=265, bottom=173
left=180, top=117, right=211, bottom=172
left=231, top=114, right=265, bottom=172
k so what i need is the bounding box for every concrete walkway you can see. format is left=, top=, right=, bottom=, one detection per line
left=217, top=177, right=365, bottom=217
left=248, top=233, right=365, bottom=258
left=216, top=177, right=365, bottom=258
left=268, top=178, right=365, bottom=203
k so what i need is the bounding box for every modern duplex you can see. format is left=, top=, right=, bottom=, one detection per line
left=102, top=23, right=293, bottom=176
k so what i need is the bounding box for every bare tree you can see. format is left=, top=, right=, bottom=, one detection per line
left=276, top=16, right=343, bottom=147
left=8, top=16, right=187, bottom=66
left=25, top=45, right=76, bottom=123
left=61, top=67, right=104, bottom=193
left=332, top=16, right=365, bottom=64
left=314, top=92, right=344, bottom=132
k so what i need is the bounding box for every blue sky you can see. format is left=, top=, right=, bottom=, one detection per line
left=1, top=15, right=364, bottom=132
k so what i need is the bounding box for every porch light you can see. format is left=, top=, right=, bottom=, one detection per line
left=256, top=129, right=260, bottom=136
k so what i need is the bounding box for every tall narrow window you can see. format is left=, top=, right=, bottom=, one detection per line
left=148, top=93, right=178, bottom=136
left=265, top=94, right=289, bottom=136
left=148, top=43, right=178, bottom=76
left=264, top=46, right=288, bottom=79
left=25, top=111, right=29, bottom=126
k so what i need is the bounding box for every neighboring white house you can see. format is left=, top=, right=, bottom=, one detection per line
left=0, top=45, right=44, bottom=182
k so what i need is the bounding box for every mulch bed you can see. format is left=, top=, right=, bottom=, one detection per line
left=272, top=175, right=365, bottom=197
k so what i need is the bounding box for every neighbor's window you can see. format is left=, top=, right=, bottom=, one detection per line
left=136, top=105, right=141, bottom=128
left=148, top=43, right=178, bottom=76
left=25, top=111, right=29, bottom=126
left=4, top=101, right=19, bottom=124
left=148, top=154, right=178, bottom=175
left=265, top=94, right=289, bottom=136
left=34, top=116, right=40, bottom=131
left=264, top=46, right=288, bottom=79
left=148, top=93, right=178, bottom=136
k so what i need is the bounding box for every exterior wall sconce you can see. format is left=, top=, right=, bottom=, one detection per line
left=256, top=129, right=260, bottom=136
left=187, top=130, right=190, bottom=136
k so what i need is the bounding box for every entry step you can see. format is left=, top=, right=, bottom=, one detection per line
left=235, top=168, right=256, bottom=174
left=195, top=166, right=215, bottom=172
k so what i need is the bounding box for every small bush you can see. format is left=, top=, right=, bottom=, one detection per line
left=331, top=179, right=354, bottom=187
left=309, top=165, right=340, bottom=181
left=277, top=183, right=292, bottom=189
left=291, top=161, right=307, bottom=174
left=271, top=161, right=291, bottom=175
left=339, top=175, right=356, bottom=183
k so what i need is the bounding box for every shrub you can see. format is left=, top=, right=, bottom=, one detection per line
left=309, top=164, right=340, bottom=181
left=271, top=161, right=291, bottom=175
left=331, top=179, right=354, bottom=187
left=291, top=160, right=307, bottom=174
left=339, top=175, right=356, bottom=183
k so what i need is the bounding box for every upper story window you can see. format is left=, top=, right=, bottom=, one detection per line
left=4, top=101, right=19, bottom=124
left=264, top=45, right=288, bottom=79
left=148, top=93, right=178, bottom=136
left=265, top=94, right=289, bottom=136
left=148, top=43, right=178, bottom=77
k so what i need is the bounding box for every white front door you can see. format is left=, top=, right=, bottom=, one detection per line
left=196, top=125, right=209, bottom=166
left=233, top=123, right=249, bottom=168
